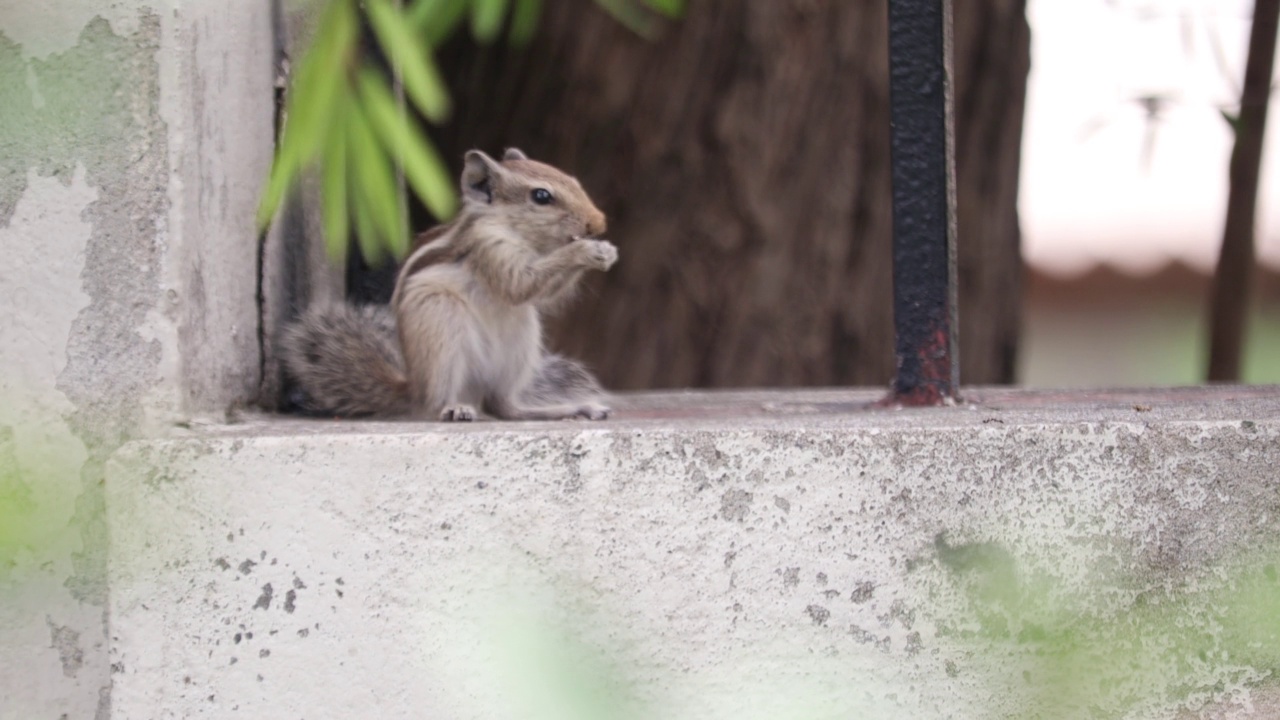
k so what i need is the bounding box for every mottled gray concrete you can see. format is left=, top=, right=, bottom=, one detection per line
left=101, top=387, right=1280, bottom=719
left=0, top=4, right=275, bottom=718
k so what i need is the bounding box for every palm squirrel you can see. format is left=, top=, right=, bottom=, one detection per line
left=281, top=148, right=617, bottom=421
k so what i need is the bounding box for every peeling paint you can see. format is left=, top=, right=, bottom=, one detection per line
left=2, top=2, right=275, bottom=714
left=0, top=0, right=152, bottom=60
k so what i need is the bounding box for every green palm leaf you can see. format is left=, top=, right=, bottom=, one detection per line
left=321, top=104, right=351, bottom=262
left=257, top=0, right=357, bottom=228
left=258, top=0, right=685, bottom=259
left=471, top=0, right=510, bottom=42
left=367, top=0, right=453, bottom=123
left=508, top=0, right=543, bottom=45
left=347, top=103, right=408, bottom=261
left=357, top=67, right=458, bottom=226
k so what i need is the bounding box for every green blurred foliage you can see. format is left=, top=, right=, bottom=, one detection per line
left=258, top=0, right=684, bottom=266
left=487, top=611, right=646, bottom=720
left=937, top=535, right=1280, bottom=718
left=0, top=420, right=75, bottom=579
left=0, top=447, right=41, bottom=573
left=429, top=536, right=1280, bottom=719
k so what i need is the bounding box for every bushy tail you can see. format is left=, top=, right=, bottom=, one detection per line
left=524, top=353, right=606, bottom=406
left=279, top=304, right=410, bottom=417
left=280, top=304, right=606, bottom=418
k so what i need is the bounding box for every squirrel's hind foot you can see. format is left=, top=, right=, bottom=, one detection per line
left=440, top=404, right=478, bottom=422
left=574, top=404, right=611, bottom=421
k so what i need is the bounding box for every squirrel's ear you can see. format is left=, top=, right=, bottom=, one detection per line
left=502, top=147, right=529, bottom=162
left=461, top=150, right=502, bottom=204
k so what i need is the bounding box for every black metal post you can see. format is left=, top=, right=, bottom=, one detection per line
left=884, top=0, right=960, bottom=406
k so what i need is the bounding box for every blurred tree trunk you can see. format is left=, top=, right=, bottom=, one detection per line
left=431, top=0, right=1029, bottom=389
left=1206, top=0, right=1279, bottom=382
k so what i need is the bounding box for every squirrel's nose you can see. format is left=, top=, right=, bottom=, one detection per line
left=587, top=210, right=607, bottom=238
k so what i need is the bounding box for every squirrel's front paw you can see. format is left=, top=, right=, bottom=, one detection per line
left=576, top=239, right=618, bottom=271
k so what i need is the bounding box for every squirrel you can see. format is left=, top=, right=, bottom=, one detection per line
left=280, top=148, right=617, bottom=421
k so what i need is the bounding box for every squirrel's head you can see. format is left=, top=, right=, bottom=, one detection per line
left=460, top=148, right=608, bottom=253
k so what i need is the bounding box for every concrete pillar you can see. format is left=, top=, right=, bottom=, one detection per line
left=0, top=2, right=276, bottom=716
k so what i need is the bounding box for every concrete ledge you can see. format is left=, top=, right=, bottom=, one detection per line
left=104, top=387, right=1280, bottom=719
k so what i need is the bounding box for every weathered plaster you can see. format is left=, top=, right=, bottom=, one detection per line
left=49, top=13, right=168, bottom=447
left=103, top=388, right=1280, bottom=719
left=1, top=3, right=276, bottom=717
left=0, top=0, right=153, bottom=60
left=1, top=3, right=274, bottom=428
left=0, top=12, right=167, bottom=717
left=152, top=0, right=274, bottom=424
left=0, top=168, right=103, bottom=720
left=0, top=167, right=96, bottom=414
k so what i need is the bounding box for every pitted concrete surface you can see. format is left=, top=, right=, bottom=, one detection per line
left=205, top=384, right=1280, bottom=433
left=102, top=387, right=1280, bottom=719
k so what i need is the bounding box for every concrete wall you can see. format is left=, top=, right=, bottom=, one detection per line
left=0, top=3, right=275, bottom=718
left=99, top=388, right=1280, bottom=719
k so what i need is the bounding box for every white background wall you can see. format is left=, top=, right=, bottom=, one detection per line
left=1022, top=0, right=1280, bottom=276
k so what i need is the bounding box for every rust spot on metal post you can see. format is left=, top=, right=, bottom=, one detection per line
left=885, top=326, right=956, bottom=407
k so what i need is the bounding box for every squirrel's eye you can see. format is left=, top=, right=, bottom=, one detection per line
left=531, top=188, right=554, bottom=206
